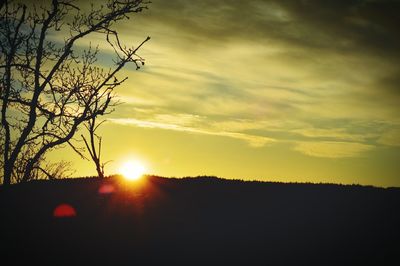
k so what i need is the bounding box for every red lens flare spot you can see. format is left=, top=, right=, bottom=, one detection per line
left=98, top=184, right=115, bottom=194
left=53, top=204, right=77, bottom=218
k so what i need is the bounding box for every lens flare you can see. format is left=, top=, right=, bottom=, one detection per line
left=53, top=204, right=77, bottom=218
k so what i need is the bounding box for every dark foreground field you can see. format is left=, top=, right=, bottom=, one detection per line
left=1, top=176, right=399, bottom=265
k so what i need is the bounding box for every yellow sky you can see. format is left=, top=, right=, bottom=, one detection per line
left=49, top=0, right=400, bottom=187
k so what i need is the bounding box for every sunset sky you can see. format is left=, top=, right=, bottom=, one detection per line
left=50, top=0, right=400, bottom=187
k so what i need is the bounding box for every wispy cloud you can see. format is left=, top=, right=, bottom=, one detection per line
left=109, top=117, right=275, bottom=147
left=377, top=128, right=400, bottom=147
left=108, top=99, right=397, bottom=157
left=293, top=141, right=374, bottom=158
left=291, top=127, right=377, bottom=143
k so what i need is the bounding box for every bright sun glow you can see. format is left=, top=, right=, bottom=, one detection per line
left=119, top=160, right=146, bottom=180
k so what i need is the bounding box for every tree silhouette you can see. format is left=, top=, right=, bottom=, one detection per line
left=81, top=116, right=108, bottom=179
left=0, top=0, right=150, bottom=185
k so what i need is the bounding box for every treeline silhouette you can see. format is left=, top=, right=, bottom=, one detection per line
left=1, top=176, right=399, bottom=265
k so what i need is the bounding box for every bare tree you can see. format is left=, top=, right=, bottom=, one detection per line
left=0, top=0, right=150, bottom=186
left=81, top=116, right=108, bottom=179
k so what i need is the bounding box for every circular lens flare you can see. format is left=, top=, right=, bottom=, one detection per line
left=120, top=161, right=146, bottom=180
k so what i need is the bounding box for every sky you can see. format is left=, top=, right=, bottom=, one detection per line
left=49, top=0, right=400, bottom=187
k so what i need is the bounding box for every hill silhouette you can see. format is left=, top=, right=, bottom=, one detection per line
left=1, top=176, right=399, bottom=265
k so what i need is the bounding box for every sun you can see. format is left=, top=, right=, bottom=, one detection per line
left=119, top=160, right=146, bottom=180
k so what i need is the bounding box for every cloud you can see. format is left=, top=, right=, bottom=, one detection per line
left=109, top=116, right=276, bottom=147
left=294, top=141, right=374, bottom=158
left=377, top=129, right=400, bottom=147
left=141, top=0, right=400, bottom=58
left=291, top=127, right=377, bottom=142
left=66, top=0, right=399, bottom=157
left=82, top=0, right=400, bottom=129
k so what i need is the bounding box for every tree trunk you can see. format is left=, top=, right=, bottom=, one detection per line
left=96, top=163, right=104, bottom=179
left=3, top=163, right=11, bottom=186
